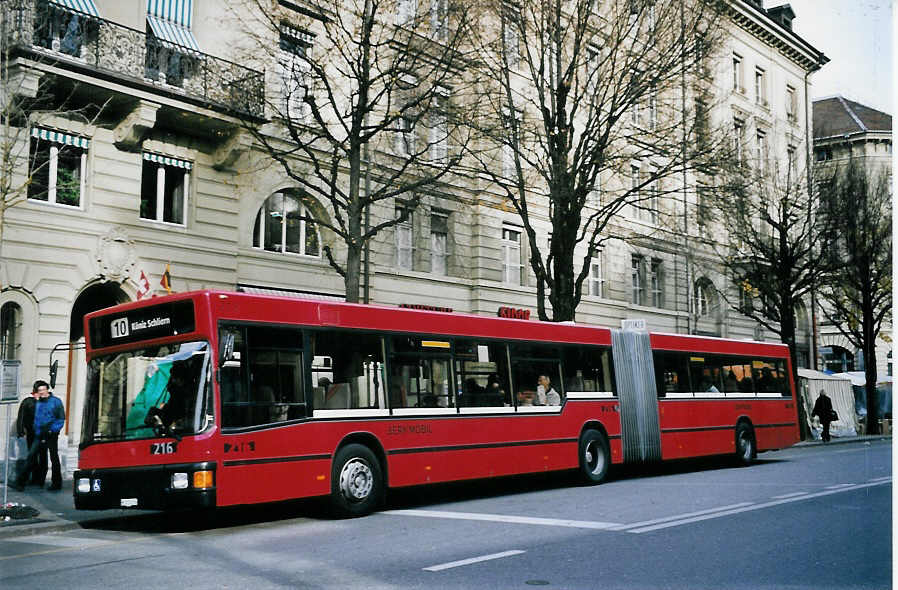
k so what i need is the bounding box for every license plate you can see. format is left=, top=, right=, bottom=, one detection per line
left=120, top=498, right=138, bottom=508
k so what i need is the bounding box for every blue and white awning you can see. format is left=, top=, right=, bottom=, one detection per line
left=146, top=0, right=200, bottom=54
left=31, top=127, right=90, bottom=148
left=49, top=0, right=100, bottom=18
left=144, top=152, right=192, bottom=170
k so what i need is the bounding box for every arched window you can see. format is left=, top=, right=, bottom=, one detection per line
left=0, top=302, right=22, bottom=360
left=253, top=191, right=320, bottom=256
left=693, top=279, right=712, bottom=317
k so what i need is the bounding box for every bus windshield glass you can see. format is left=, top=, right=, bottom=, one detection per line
left=81, top=341, right=213, bottom=444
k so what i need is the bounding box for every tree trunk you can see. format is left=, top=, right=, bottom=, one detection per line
left=863, top=295, right=879, bottom=434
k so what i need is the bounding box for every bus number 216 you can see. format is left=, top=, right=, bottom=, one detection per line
left=150, top=442, right=177, bottom=455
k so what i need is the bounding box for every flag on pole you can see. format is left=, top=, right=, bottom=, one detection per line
left=136, top=271, right=151, bottom=300
left=160, top=263, right=172, bottom=294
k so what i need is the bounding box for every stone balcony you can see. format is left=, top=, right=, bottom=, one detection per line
left=4, top=1, right=265, bottom=119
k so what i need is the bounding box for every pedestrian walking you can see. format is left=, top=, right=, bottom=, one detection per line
left=11, top=380, right=66, bottom=491
left=811, top=389, right=835, bottom=443
left=15, top=387, right=44, bottom=485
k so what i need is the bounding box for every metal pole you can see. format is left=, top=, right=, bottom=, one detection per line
left=3, top=403, right=10, bottom=505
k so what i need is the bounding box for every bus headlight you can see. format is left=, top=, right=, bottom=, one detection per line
left=77, top=478, right=91, bottom=493
left=172, top=472, right=189, bottom=489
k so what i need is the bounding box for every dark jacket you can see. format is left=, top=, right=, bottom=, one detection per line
left=16, top=395, right=36, bottom=438
left=812, top=393, right=834, bottom=423
left=34, top=393, right=65, bottom=436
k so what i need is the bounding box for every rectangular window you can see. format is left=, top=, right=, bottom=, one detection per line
left=631, top=255, right=645, bottom=305
left=140, top=153, right=190, bottom=225
left=430, top=0, right=447, bottom=41
left=589, top=255, right=605, bottom=297
left=630, top=163, right=641, bottom=218
left=395, top=207, right=414, bottom=270
left=787, top=144, right=797, bottom=177
left=650, top=258, right=663, bottom=307
left=503, top=12, right=520, bottom=68
left=646, top=174, right=659, bottom=224
left=279, top=25, right=313, bottom=120
left=27, top=129, right=88, bottom=207
left=754, top=67, right=766, bottom=106
left=732, top=53, right=743, bottom=93
left=647, top=84, right=657, bottom=130
left=310, top=330, right=386, bottom=411
left=390, top=336, right=452, bottom=409
left=455, top=340, right=511, bottom=408
left=430, top=93, right=449, bottom=162
left=562, top=346, right=615, bottom=395
left=786, top=85, right=797, bottom=122
left=396, top=0, right=417, bottom=26
left=219, top=325, right=306, bottom=428
left=733, top=118, right=745, bottom=163
left=431, top=212, right=448, bottom=275
left=654, top=352, right=691, bottom=397
left=510, top=342, right=563, bottom=407
left=502, top=226, right=523, bottom=285
left=755, top=129, right=767, bottom=172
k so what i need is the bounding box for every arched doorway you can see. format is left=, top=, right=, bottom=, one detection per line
left=65, top=282, right=129, bottom=448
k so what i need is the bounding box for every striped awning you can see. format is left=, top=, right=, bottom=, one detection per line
left=50, top=0, right=100, bottom=18
left=31, top=127, right=90, bottom=148
left=146, top=0, right=200, bottom=54
left=143, top=152, right=192, bottom=170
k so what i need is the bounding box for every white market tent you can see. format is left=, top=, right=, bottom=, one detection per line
left=797, top=369, right=858, bottom=438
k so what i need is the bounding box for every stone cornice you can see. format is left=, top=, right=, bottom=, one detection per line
left=729, top=0, right=829, bottom=73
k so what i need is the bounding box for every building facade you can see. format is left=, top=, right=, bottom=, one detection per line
left=812, top=95, right=892, bottom=379
left=0, top=0, right=826, bottom=468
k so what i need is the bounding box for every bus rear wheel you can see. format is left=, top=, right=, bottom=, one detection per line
left=578, top=429, right=610, bottom=484
left=331, top=443, right=384, bottom=518
left=735, top=422, right=756, bottom=466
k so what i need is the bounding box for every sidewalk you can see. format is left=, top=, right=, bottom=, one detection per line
left=0, top=435, right=891, bottom=539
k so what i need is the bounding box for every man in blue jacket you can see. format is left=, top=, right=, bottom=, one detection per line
left=11, top=380, right=65, bottom=491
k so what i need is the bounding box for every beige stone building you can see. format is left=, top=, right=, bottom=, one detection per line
left=0, top=0, right=826, bottom=470
left=812, top=95, right=892, bottom=380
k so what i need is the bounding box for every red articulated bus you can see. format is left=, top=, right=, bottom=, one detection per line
left=75, top=291, right=799, bottom=516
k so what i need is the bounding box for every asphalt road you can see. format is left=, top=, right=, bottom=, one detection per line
left=0, top=440, right=891, bottom=589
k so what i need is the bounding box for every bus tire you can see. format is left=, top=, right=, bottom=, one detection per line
left=331, top=443, right=383, bottom=518
left=735, top=422, right=756, bottom=466
left=578, top=429, right=610, bottom=484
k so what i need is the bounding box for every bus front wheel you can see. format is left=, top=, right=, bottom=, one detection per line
left=578, top=429, right=610, bottom=484
left=331, top=443, right=384, bottom=518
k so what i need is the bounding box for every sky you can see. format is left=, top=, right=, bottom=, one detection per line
left=783, top=0, right=893, bottom=114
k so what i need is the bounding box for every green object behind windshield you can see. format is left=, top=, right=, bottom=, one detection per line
left=125, top=360, right=172, bottom=437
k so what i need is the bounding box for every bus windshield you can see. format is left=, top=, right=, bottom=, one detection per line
left=81, top=341, right=213, bottom=445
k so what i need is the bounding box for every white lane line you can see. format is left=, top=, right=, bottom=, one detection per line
left=870, top=477, right=892, bottom=483
left=771, top=492, right=809, bottom=500
left=825, top=483, right=855, bottom=489
left=424, top=550, right=526, bottom=572
left=384, top=509, right=623, bottom=530
left=626, top=480, right=891, bottom=534
left=605, top=503, right=754, bottom=531
left=9, top=534, right=111, bottom=548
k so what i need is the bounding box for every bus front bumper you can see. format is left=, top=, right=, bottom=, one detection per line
left=73, top=462, right=216, bottom=510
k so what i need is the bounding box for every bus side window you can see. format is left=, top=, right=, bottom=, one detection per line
left=219, top=326, right=250, bottom=428
left=653, top=352, right=690, bottom=397
left=562, top=346, right=615, bottom=396
left=454, top=340, right=510, bottom=408
left=389, top=336, right=452, bottom=409
left=246, top=326, right=306, bottom=425
left=510, top=343, right=562, bottom=406
left=311, top=330, right=385, bottom=410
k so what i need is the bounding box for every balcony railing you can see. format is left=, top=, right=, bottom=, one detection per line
left=4, top=1, right=264, bottom=118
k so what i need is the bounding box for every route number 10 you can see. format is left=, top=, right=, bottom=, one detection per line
left=111, top=317, right=129, bottom=339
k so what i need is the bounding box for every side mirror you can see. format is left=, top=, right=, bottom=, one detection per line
left=49, top=360, right=59, bottom=389
left=219, top=332, right=235, bottom=363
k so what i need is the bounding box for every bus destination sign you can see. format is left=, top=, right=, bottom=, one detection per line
left=90, top=300, right=195, bottom=348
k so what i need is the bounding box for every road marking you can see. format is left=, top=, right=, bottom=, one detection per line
left=605, top=503, right=754, bottom=531
left=424, top=550, right=526, bottom=572
left=825, top=483, right=856, bottom=489
left=384, top=509, right=623, bottom=530
left=6, top=534, right=112, bottom=548
left=625, top=480, right=890, bottom=534
left=869, top=477, right=891, bottom=483
left=771, top=492, right=809, bottom=499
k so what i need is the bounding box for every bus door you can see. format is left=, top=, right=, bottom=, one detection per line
left=611, top=329, right=661, bottom=462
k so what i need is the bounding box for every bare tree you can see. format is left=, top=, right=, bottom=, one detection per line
left=239, top=0, right=474, bottom=303
left=817, top=158, right=892, bottom=434
left=709, top=152, right=826, bottom=438
left=464, top=0, right=729, bottom=321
